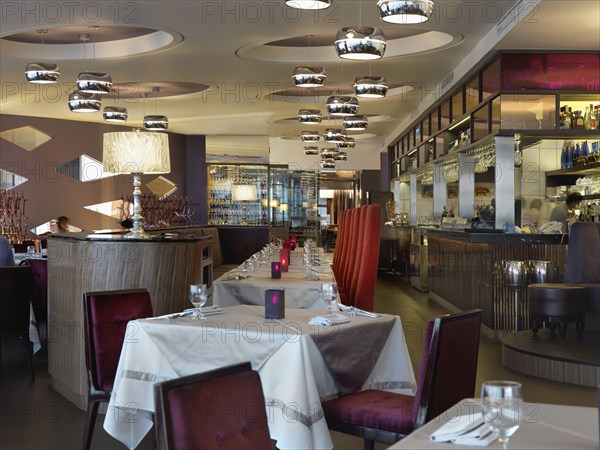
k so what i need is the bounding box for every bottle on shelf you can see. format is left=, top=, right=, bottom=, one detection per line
left=559, top=106, right=571, bottom=129
left=573, top=110, right=585, bottom=129
left=583, top=106, right=590, bottom=130
left=568, top=107, right=574, bottom=129
left=560, top=141, right=569, bottom=169
left=589, top=104, right=597, bottom=130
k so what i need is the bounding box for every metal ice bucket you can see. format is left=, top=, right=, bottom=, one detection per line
left=504, top=261, right=527, bottom=288
left=527, top=260, right=558, bottom=284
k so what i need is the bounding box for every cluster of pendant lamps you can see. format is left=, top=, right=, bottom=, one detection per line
left=289, top=0, right=434, bottom=170
left=25, top=27, right=168, bottom=131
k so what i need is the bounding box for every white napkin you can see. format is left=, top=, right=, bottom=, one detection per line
left=308, top=313, right=351, bottom=327
left=430, top=415, right=497, bottom=447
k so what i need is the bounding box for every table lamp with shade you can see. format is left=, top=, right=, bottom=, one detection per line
left=103, top=130, right=171, bottom=238
left=231, top=183, right=257, bottom=225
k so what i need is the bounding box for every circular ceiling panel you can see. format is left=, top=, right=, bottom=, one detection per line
left=264, top=83, right=414, bottom=102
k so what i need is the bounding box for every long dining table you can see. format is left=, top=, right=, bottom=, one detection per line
left=104, top=305, right=416, bottom=450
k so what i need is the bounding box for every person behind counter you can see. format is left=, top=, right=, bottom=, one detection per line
left=550, top=193, right=583, bottom=233
left=0, top=235, right=16, bottom=266
left=522, top=198, right=543, bottom=227
left=56, top=216, right=70, bottom=233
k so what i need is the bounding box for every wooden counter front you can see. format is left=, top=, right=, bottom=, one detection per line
left=47, top=234, right=210, bottom=410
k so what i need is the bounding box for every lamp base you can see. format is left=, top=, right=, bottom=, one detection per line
left=124, top=228, right=151, bottom=239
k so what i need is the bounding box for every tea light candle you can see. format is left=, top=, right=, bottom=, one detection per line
left=271, top=261, right=281, bottom=279
left=265, top=289, right=285, bottom=319
left=279, top=249, right=289, bottom=272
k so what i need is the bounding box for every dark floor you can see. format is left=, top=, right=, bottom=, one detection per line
left=0, top=274, right=597, bottom=450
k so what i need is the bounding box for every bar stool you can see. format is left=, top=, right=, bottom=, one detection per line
left=529, top=284, right=588, bottom=336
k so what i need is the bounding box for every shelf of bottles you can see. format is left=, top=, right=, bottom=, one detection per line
left=207, top=164, right=269, bottom=225
left=288, top=170, right=319, bottom=246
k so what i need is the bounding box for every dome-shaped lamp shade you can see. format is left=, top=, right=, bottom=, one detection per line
left=333, top=151, right=348, bottom=161
left=25, top=62, right=60, bottom=84
left=320, top=160, right=337, bottom=172
left=285, top=0, right=331, bottom=9
left=103, top=106, right=128, bottom=123
left=323, top=128, right=347, bottom=144
left=77, top=72, right=113, bottom=94
left=354, top=76, right=389, bottom=98
left=298, top=109, right=323, bottom=124
left=304, top=146, right=320, bottom=155
left=377, top=0, right=434, bottom=24
left=300, top=130, right=321, bottom=142
left=343, top=115, right=368, bottom=131
left=68, top=90, right=101, bottom=113
left=293, top=66, right=327, bottom=88
left=326, top=96, right=359, bottom=116
left=335, top=26, right=386, bottom=60
left=144, top=115, right=169, bottom=131
left=336, top=137, right=356, bottom=148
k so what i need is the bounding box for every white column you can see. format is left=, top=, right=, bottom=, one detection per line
left=410, top=173, right=417, bottom=226
left=432, top=163, right=446, bottom=217
left=458, top=153, right=475, bottom=219
left=495, top=135, right=516, bottom=229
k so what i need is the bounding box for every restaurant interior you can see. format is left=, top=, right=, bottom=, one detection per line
left=1, top=1, right=599, bottom=449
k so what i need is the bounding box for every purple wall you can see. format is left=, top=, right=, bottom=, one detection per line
left=0, top=114, right=204, bottom=234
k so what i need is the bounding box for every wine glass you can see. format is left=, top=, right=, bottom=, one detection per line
left=189, top=284, right=208, bottom=320
left=322, top=283, right=334, bottom=315
left=481, top=381, right=523, bottom=449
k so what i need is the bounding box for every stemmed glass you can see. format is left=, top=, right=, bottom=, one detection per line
left=322, top=283, right=335, bottom=315
left=481, top=381, right=523, bottom=449
left=189, top=284, right=208, bottom=320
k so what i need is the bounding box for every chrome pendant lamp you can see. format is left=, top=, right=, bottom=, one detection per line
left=323, top=128, right=347, bottom=144
left=25, top=30, right=60, bottom=84
left=336, top=136, right=356, bottom=148
left=333, top=151, right=348, bottom=161
left=293, top=66, right=327, bottom=88
left=335, top=26, right=386, bottom=60
left=377, top=0, right=434, bottom=24
left=103, top=106, right=128, bottom=123
left=144, top=87, right=169, bottom=131
left=326, top=95, right=359, bottom=116
left=301, top=130, right=321, bottom=142
left=304, top=146, right=320, bottom=155
left=68, top=90, right=101, bottom=113
left=321, top=148, right=339, bottom=159
left=343, top=115, right=368, bottom=131
left=285, top=0, right=331, bottom=9
left=77, top=31, right=113, bottom=95
left=298, top=109, right=323, bottom=124
left=320, top=160, right=337, bottom=172
left=354, top=76, right=388, bottom=98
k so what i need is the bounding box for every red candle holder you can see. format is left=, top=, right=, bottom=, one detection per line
left=279, top=249, right=289, bottom=272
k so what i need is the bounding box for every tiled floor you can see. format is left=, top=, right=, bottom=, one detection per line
left=0, top=274, right=596, bottom=450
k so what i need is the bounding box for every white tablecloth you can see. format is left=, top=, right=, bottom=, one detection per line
left=29, top=303, right=41, bottom=354
left=213, top=264, right=335, bottom=310
left=104, top=305, right=415, bottom=450
left=387, top=399, right=599, bottom=449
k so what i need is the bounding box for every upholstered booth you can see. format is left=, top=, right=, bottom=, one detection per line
left=154, top=362, right=272, bottom=450
left=323, top=310, right=482, bottom=450
left=528, top=222, right=600, bottom=336
left=82, top=289, right=153, bottom=450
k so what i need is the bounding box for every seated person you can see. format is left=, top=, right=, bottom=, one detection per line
left=0, top=235, right=16, bottom=266
left=56, top=216, right=70, bottom=233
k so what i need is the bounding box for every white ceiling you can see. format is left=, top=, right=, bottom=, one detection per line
left=1, top=1, right=599, bottom=166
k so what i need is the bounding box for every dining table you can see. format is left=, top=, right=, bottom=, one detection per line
left=104, top=305, right=416, bottom=450
left=212, top=251, right=335, bottom=310
left=387, top=398, right=599, bottom=449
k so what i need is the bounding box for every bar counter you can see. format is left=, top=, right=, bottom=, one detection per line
left=423, top=229, right=568, bottom=335
left=47, top=233, right=210, bottom=410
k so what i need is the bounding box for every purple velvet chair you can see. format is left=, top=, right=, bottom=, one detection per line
left=83, top=289, right=153, bottom=450
left=322, top=309, right=482, bottom=450
left=153, top=362, right=272, bottom=450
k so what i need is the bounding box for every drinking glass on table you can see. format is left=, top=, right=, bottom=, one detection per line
left=322, top=283, right=335, bottom=315
left=481, top=381, right=523, bottom=449
left=189, top=284, right=208, bottom=320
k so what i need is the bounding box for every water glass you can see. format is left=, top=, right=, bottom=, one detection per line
left=189, top=284, right=208, bottom=320
left=322, top=283, right=334, bottom=315
left=481, top=381, right=523, bottom=449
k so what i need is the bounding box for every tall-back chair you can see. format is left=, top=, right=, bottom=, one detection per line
left=154, top=362, right=272, bottom=450
left=352, top=204, right=382, bottom=311
left=0, top=266, right=35, bottom=381
left=83, top=289, right=153, bottom=450
left=323, top=309, right=482, bottom=450
left=332, top=209, right=347, bottom=274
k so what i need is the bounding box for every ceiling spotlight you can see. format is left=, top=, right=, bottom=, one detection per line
left=333, top=151, right=348, bottom=161
left=354, top=76, right=388, bottom=98
left=103, top=106, right=128, bottom=123
left=304, top=146, right=320, bottom=155
left=326, top=96, right=359, bottom=116
left=292, top=66, right=327, bottom=88
left=285, top=0, right=331, bottom=9
left=377, top=0, right=434, bottom=24
left=323, top=128, right=347, bottom=144
left=343, top=115, right=368, bottom=131
left=298, top=109, right=323, bottom=124
left=301, top=130, right=321, bottom=142
left=68, top=90, right=101, bottom=113
left=335, top=26, right=386, bottom=60
left=25, top=62, right=60, bottom=84
left=336, top=137, right=356, bottom=149
left=143, top=115, right=169, bottom=131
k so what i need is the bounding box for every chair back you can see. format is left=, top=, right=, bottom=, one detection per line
left=413, top=309, right=482, bottom=428
left=353, top=204, right=381, bottom=311
left=332, top=210, right=346, bottom=274
left=564, top=222, right=600, bottom=284
left=154, top=362, right=272, bottom=450
left=21, top=259, right=48, bottom=319
left=0, top=266, right=34, bottom=339
left=84, top=289, right=153, bottom=393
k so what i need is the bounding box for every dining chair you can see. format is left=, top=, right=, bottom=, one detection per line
left=19, top=259, right=48, bottom=332
left=322, top=309, right=482, bottom=450
left=83, top=288, right=153, bottom=450
left=0, top=266, right=36, bottom=382
left=332, top=209, right=346, bottom=274
left=154, top=361, right=272, bottom=450
left=351, top=204, right=381, bottom=311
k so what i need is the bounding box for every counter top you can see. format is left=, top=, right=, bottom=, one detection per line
left=424, top=228, right=569, bottom=245
left=48, top=232, right=208, bottom=242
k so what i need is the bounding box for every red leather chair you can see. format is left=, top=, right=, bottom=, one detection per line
left=154, top=362, right=272, bottom=450
left=20, top=259, right=47, bottom=330
left=323, top=309, right=482, bottom=450
left=83, top=289, right=153, bottom=450
left=352, top=204, right=382, bottom=311
left=0, top=266, right=35, bottom=382
left=332, top=209, right=347, bottom=275
left=338, top=208, right=360, bottom=302
left=346, top=206, right=369, bottom=307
